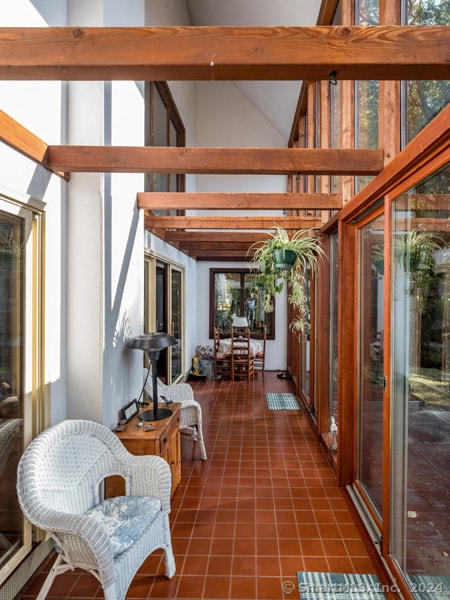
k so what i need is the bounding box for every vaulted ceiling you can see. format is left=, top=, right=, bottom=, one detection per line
left=0, top=18, right=448, bottom=261
left=185, top=0, right=323, bottom=140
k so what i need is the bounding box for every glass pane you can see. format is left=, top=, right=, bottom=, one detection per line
left=357, top=212, right=385, bottom=518
left=355, top=0, right=379, bottom=25
left=391, top=164, right=450, bottom=598
left=170, top=269, right=182, bottom=383
left=0, top=212, right=24, bottom=568
left=402, top=0, right=450, bottom=146
left=330, top=76, right=342, bottom=195
left=151, top=173, right=168, bottom=194
left=244, top=273, right=272, bottom=334
left=355, top=80, right=379, bottom=193
left=329, top=233, right=339, bottom=445
left=212, top=271, right=273, bottom=339
left=153, top=90, right=168, bottom=147
left=403, top=80, right=450, bottom=146
left=301, top=269, right=312, bottom=406
left=155, top=263, right=168, bottom=381
left=214, top=272, right=242, bottom=335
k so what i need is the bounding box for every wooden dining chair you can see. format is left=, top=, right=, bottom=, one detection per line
left=213, top=326, right=231, bottom=379
left=230, top=326, right=255, bottom=382
left=254, top=322, right=267, bottom=376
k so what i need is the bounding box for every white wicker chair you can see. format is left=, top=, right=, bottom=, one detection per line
left=144, top=370, right=207, bottom=460
left=16, top=419, right=175, bottom=600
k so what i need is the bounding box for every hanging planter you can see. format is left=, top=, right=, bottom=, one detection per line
left=247, top=225, right=325, bottom=334
left=272, top=248, right=297, bottom=270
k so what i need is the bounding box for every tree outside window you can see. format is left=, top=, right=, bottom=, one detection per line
left=209, top=269, right=274, bottom=339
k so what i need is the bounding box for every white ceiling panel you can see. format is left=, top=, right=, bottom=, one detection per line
left=185, top=0, right=322, bottom=140
left=186, top=0, right=320, bottom=27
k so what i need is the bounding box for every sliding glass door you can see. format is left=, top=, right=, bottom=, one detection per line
left=355, top=210, right=385, bottom=529
left=0, top=197, right=43, bottom=586
left=350, top=163, right=450, bottom=599
left=390, top=164, right=450, bottom=597
left=144, top=254, right=184, bottom=384
left=170, top=268, right=182, bottom=383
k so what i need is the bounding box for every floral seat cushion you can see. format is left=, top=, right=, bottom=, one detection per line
left=86, top=496, right=161, bottom=558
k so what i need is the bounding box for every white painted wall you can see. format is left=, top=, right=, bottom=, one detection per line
left=0, top=0, right=290, bottom=435
left=0, top=2, right=69, bottom=425
left=64, top=0, right=200, bottom=426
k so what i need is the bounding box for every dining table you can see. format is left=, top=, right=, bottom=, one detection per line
left=218, top=338, right=263, bottom=356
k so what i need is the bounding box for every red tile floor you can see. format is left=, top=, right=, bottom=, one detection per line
left=18, top=372, right=377, bottom=599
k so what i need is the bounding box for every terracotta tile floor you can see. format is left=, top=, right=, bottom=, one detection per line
left=18, top=372, right=376, bottom=599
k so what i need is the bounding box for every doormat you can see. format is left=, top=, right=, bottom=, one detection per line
left=409, top=575, right=450, bottom=600
left=266, top=392, right=300, bottom=410
left=297, top=572, right=386, bottom=600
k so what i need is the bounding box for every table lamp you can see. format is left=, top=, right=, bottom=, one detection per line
left=127, top=332, right=177, bottom=421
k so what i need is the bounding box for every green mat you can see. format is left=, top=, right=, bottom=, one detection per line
left=297, top=572, right=386, bottom=600
left=408, top=575, right=450, bottom=600
left=266, top=392, right=300, bottom=410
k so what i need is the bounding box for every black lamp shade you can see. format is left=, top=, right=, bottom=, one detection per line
left=127, top=332, right=177, bottom=352
left=127, top=332, right=178, bottom=421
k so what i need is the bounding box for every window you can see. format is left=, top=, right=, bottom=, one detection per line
left=401, top=0, right=450, bottom=147
left=391, top=165, right=450, bottom=596
left=145, top=81, right=185, bottom=215
left=209, top=269, right=274, bottom=339
left=0, top=196, right=44, bottom=585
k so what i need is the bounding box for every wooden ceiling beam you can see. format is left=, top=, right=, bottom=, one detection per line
left=190, top=250, right=252, bottom=259
left=145, top=215, right=323, bottom=230
left=137, top=192, right=342, bottom=210
left=1, top=27, right=449, bottom=81
left=164, top=231, right=273, bottom=243
left=0, top=110, right=68, bottom=180
left=46, top=146, right=383, bottom=175
left=177, top=241, right=254, bottom=250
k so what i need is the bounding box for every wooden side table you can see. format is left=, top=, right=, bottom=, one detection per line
left=106, top=403, right=181, bottom=497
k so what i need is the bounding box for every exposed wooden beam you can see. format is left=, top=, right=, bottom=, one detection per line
left=0, top=110, right=68, bottom=180
left=191, top=250, right=251, bottom=259
left=164, top=231, right=274, bottom=243
left=1, top=27, right=449, bottom=81
left=145, top=215, right=323, bottom=230
left=177, top=240, right=254, bottom=250
left=46, top=146, right=383, bottom=175
left=339, top=103, right=450, bottom=223
left=137, top=192, right=342, bottom=210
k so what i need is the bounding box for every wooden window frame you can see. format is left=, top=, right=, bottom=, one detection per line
left=145, top=81, right=185, bottom=213
left=208, top=268, right=275, bottom=341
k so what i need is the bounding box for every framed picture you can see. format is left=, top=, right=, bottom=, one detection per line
left=121, top=399, right=139, bottom=423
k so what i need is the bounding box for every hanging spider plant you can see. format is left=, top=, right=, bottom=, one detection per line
left=247, top=225, right=325, bottom=334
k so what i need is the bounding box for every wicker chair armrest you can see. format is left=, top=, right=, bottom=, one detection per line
left=37, top=511, right=116, bottom=586
left=162, top=383, right=194, bottom=403
left=121, top=453, right=172, bottom=512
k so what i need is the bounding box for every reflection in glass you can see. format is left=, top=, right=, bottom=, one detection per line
left=301, top=268, right=315, bottom=417
left=401, top=0, right=450, bottom=147
left=355, top=80, right=378, bottom=193
left=170, top=269, right=182, bottom=384
left=329, top=233, right=339, bottom=430
left=212, top=271, right=272, bottom=337
left=357, top=212, right=385, bottom=518
left=0, top=212, right=24, bottom=568
left=391, top=164, right=450, bottom=597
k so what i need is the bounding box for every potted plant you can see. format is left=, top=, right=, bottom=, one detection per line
left=247, top=225, right=325, bottom=334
